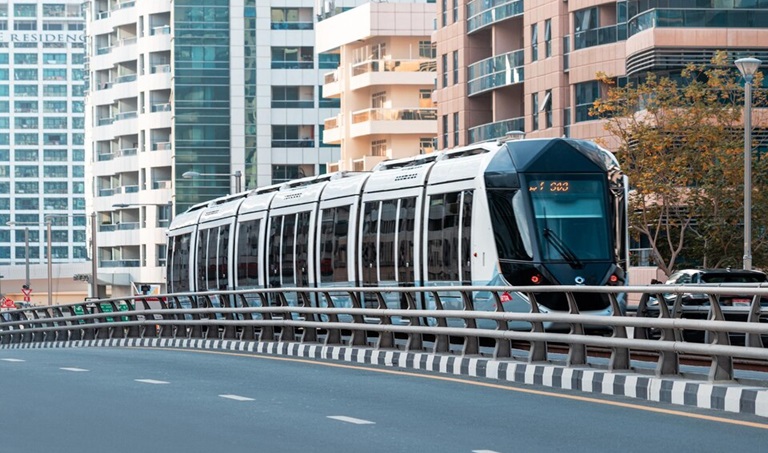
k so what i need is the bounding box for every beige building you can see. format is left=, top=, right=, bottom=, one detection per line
left=317, top=2, right=438, bottom=171
left=433, top=0, right=768, bottom=148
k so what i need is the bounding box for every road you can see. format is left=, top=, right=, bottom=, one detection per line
left=0, top=347, right=766, bottom=452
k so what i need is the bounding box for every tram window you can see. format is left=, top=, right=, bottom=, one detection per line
left=319, top=206, right=350, bottom=284
left=296, top=212, right=310, bottom=287
left=397, top=197, right=416, bottom=284
left=379, top=200, right=397, bottom=281
left=487, top=190, right=533, bottom=261
left=427, top=192, right=461, bottom=281
left=333, top=206, right=349, bottom=283
left=267, top=217, right=282, bottom=288
left=461, top=191, right=473, bottom=284
left=361, top=202, right=378, bottom=286
left=206, top=228, right=218, bottom=291
left=217, top=225, right=229, bottom=289
left=281, top=214, right=296, bottom=286
left=169, top=233, right=191, bottom=292
left=196, top=229, right=208, bottom=291
left=236, top=219, right=260, bottom=287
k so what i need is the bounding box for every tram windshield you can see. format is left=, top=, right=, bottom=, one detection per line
left=527, top=174, right=611, bottom=263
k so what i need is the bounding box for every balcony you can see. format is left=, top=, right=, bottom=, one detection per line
left=467, top=49, right=524, bottom=97
left=573, top=24, right=627, bottom=51
left=152, top=141, right=172, bottom=151
left=468, top=117, right=524, bottom=144
left=467, top=0, right=524, bottom=34
left=349, top=59, right=436, bottom=91
left=349, top=108, right=437, bottom=138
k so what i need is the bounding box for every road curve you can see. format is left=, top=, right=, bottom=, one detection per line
left=0, top=347, right=766, bottom=453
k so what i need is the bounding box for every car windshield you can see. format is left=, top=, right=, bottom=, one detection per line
left=700, top=273, right=768, bottom=284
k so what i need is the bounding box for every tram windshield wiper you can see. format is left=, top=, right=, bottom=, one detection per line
left=543, top=228, right=583, bottom=269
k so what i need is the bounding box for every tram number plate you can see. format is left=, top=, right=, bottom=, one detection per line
left=732, top=298, right=751, bottom=306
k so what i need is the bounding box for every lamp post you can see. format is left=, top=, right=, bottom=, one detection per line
left=7, top=221, right=51, bottom=305
left=182, top=170, right=243, bottom=193
left=735, top=57, right=762, bottom=271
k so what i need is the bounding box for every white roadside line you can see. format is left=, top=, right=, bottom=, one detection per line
left=219, top=394, right=255, bottom=402
left=60, top=367, right=89, bottom=372
left=134, top=379, right=170, bottom=385
left=0, top=358, right=25, bottom=362
left=327, top=416, right=375, bottom=425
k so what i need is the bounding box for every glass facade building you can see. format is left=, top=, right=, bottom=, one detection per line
left=0, top=0, right=88, bottom=270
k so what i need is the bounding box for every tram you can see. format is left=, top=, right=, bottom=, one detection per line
left=166, top=137, right=629, bottom=329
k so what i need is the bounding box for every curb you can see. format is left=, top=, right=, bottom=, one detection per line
left=3, top=338, right=767, bottom=418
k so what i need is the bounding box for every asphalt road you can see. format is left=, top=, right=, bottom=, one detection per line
left=0, top=347, right=766, bottom=453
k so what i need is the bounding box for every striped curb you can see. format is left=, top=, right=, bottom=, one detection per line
left=3, top=338, right=766, bottom=418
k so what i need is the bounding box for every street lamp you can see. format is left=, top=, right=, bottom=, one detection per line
left=6, top=220, right=51, bottom=306
left=182, top=170, right=243, bottom=193
left=735, top=57, right=762, bottom=270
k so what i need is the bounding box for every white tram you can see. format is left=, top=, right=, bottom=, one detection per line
left=167, top=138, right=629, bottom=328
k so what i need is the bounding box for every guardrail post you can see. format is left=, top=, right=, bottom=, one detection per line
left=236, top=294, right=254, bottom=341
left=565, top=292, right=586, bottom=366
left=526, top=293, right=547, bottom=363
left=608, top=293, right=629, bottom=371
left=430, top=291, right=449, bottom=354
left=299, top=291, right=318, bottom=343
left=348, top=292, right=367, bottom=346
left=321, top=292, right=342, bottom=346
left=30, top=309, right=45, bottom=343
left=375, top=292, right=394, bottom=350
left=277, top=293, right=296, bottom=343
left=403, top=291, right=423, bottom=352
left=653, top=292, right=679, bottom=377
left=706, top=294, right=733, bottom=381
left=460, top=290, right=479, bottom=356
left=257, top=293, right=274, bottom=342
left=745, top=294, right=764, bottom=348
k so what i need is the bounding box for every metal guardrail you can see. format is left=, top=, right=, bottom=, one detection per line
left=1, top=285, right=767, bottom=384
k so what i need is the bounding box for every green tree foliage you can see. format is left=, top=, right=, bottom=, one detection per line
left=591, top=52, right=768, bottom=276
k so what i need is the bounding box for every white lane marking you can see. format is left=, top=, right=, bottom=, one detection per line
left=134, top=379, right=170, bottom=385
left=327, top=416, right=375, bottom=425
left=1, top=358, right=25, bottom=362
left=472, top=450, right=502, bottom=453
left=219, top=394, right=255, bottom=402
left=60, top=367, right=89, bottom=372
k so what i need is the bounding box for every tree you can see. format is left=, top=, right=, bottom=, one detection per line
left=591, top=52, right=768, bottom=276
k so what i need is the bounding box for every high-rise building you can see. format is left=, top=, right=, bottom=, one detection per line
left=317, top=1, right=438, bottom=170
left=85, top=0, right=354, bottom=297
left=0, top=0, right=91, bottom=304
left=433, top=1, right=768, bottom=147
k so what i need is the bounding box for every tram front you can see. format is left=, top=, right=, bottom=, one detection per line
left=484, top=138, right=627, bottom=322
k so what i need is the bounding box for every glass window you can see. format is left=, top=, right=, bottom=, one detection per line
left=575, top=80, right=600, bottom=122
left=15, top=133, right=38, bottom=145
left=487, top=190, right=532, bottom=261
left=453, top=50, right=459, bottom=85
left=236, top=219, right=261, bottom=288
left=14, top=100, right=37, bottom=112
left=531, top=23, right=538, bottom=61
left=44, top=149, right=67, bottom=161
left=361, top=202, right=378, bottom=286
left=15, top=165, right=40, bottom=178
left=318, top=206, right=349, bottom=284
left=15, top=182, right=38, bottom=194
left=270, top=47, right=313, bottom=69
left=545, top=19, right=552, bottom=58
left=532, top=92, right=539, bottom=130
left=14, top=53, right=37, bottom=65
left=44, top=166, right=67, bottom=177
left=13, top=68, right=38, bottom=80
left=14, top=149, right=38, bottom=161
left=528, top=174, right=610, bottom=261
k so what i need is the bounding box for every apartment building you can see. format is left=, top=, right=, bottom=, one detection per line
left=317, top=2, right=438, bottom=170
left=0, top=0, right=92, bottom=304
left=433, top=0, right=768, bottom=148
left=84, top=0, right=353, bottom=297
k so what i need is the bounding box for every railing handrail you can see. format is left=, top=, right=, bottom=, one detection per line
left=2, top=284, right=768, bottom=384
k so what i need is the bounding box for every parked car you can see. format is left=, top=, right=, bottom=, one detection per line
left=640, top=268, right=768, bottom=343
